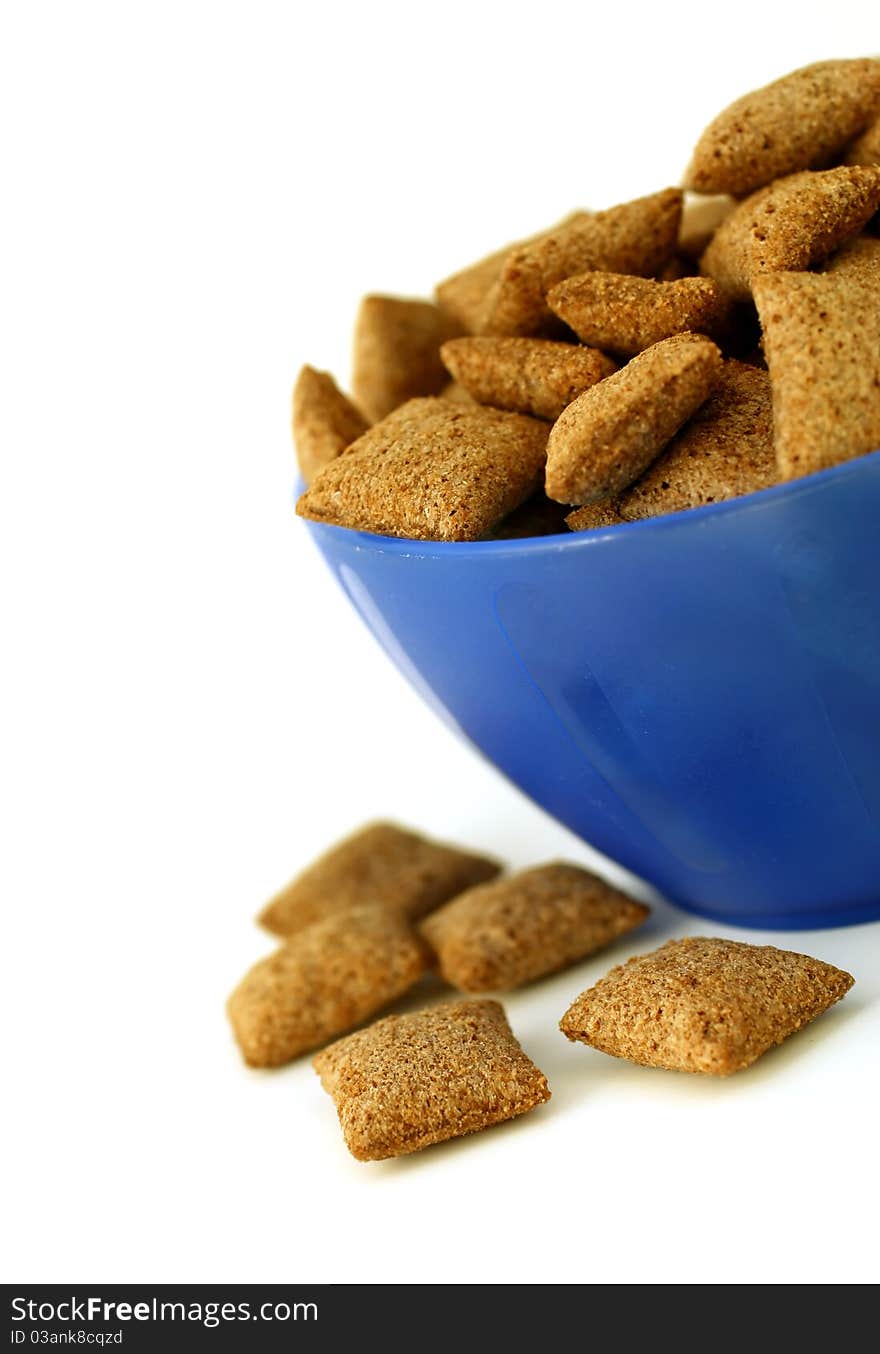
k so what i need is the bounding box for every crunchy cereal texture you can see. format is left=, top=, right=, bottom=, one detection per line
left=753, top=235, right=880, bottom=480
left=560, top=936, right=854, bottom=1076
left=548, top=273, right=728, bottom=355
left=621, top=360, right=776, bottom=518
left=296, top=397, right=549, bottom=541
left=228, top=906, right=431, bottom=1068
left=421, top=862, right=649, bottom=992
left=435, top=215, right=580, bottom=333
left=313, top=999, right=551, bottom=1160
left=845, top=114, right=880, bottom=166
left=490, top=493, right=570, bottom=539
left=545, top=333, right=722, bottom=505
left=440, top=336, right=616, bottom=420
left=258, top=820, right=500, bottom=937
left=292, top=365, right=369, bottom=485
left=481, top=189, right=683, bottom=337
left=685, top=59, right=880, bottom=196
left=565, top=501, right=625, bottom=532
left=701, top=167, right=880, bottom=301
left=351, top=295, right=463, bottom=422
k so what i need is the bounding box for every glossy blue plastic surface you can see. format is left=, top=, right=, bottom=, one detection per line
left=300, top=450, right=880, bottom=929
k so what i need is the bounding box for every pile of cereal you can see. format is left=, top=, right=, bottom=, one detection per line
left=228, top=820, right=853, bottom=1161
left=293, top=60, right=880, bottom=542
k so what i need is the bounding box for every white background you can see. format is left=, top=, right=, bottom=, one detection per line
left=2, top=0, right=879, bottom=1286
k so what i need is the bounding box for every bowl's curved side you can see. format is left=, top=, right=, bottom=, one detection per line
left=300, top=453, right=880, bottom=928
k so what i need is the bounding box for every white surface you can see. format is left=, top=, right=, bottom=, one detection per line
left=2, top=0, right=879, bottom=1286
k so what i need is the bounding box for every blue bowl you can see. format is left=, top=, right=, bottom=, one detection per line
left=300, top=450, right=880, bottom=929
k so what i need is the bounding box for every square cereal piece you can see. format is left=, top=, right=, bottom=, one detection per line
left=440, top=336, right=616, bottom=421
left=352, top=294, right=463, bottom=423
left=547, top=273, right=727, bottom=356
left=560, top=937, right=853, bottom=1076
left=228, top=905, right=432, bottom=1068
left=258, top=821, right=501, bottom=937
left=700, top=167, right=880, bottom=302
left=545, top=333, right=722, bottom=505
left=435, top=211, right=587, bottom=334
left=619, top=359, right=776, bottom=519
left=420, top=862, right=649, bottom=992
left=292, top=364, right=368, bottom=485
left=482, top=189, right=682, bottom=338
left=685, top=59, right=880, bottom=196
left=313, top=999, right=550, bottom=1160
left=296, top=397, right=549, bottom=541
left=752, top=235, right=880, bottom=480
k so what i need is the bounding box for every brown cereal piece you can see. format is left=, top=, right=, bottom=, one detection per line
left=259, top=820, right=501, bottom=937
left=436, top=243, right=514, bottom=333
left=753, top=235, right=880, bottom=480
left=620, top=360, right=776, bottom=518
left=313, top=999, right=550, bottom=1159
left=440, top=336, right=616, bottom=420
left=435, top=214, right=584, bottom=334
left=545, top=334, right=722, bottom=505
left=351, top=295, right=463, bottom=422
left=685, top=59, right=880, bottom=196
left=700, top=167, right=880, bottom=301
left=291, top=365, right=369, bottom=485
left=421, top=862, right=649, bottom=992
left=296, top=397, right=549, bottom=541
left=560, top=936, right=853, bottom=1076
left=678, top=193, right=735, bottom=257
left=490, top=493, right=570, bottom=539
left=228, top=906, right=431, bottom=1068
left=481, top=189, right=683, bottom=338
left=845, top=114, right=880, bottom=167
left=565, top=501, right=626, bottom=531
left=548, top=273, right=728, bottom=356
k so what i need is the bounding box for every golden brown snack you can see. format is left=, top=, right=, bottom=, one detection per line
left=545, top=333, right=722, bottom=505
left=421, top=862, right=649, bottom=992
left=620, top=360, right=776, bottom=518
left=753, top=235, right=880, bottom=480
left=296, top=397, right=549, bottom=541
left=700, top=167, right=880, bottom=301
left=685, top=59, right=880, bottom=196
left=565, top=501, right=626, bottom=531
left=259, top=820, right=501, bottom=937
left=351, top=295, right=463, bottom=422
left=845, top=114, right=880, bottom=166
left=548, top=273, right=728, bottom=356
left=678, top=193, right=735, bottom=257
left=313, top=999, right=550, bottom=1160
left=291, top=365, right=369, bottom=485
left=435, top=215, right=581, bottom=333
left=228, top=906, right=431, bottom=1068
left=440, top=336, right=616, bottom=420
left=490, top=493, right=570, bottom=539
left=560, top=937, right=853, bottom=1076
left=481, top=189, right=683, bottom=337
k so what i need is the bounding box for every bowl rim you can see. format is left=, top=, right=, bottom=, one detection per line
left=295, top=446, right=880, bottom=557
